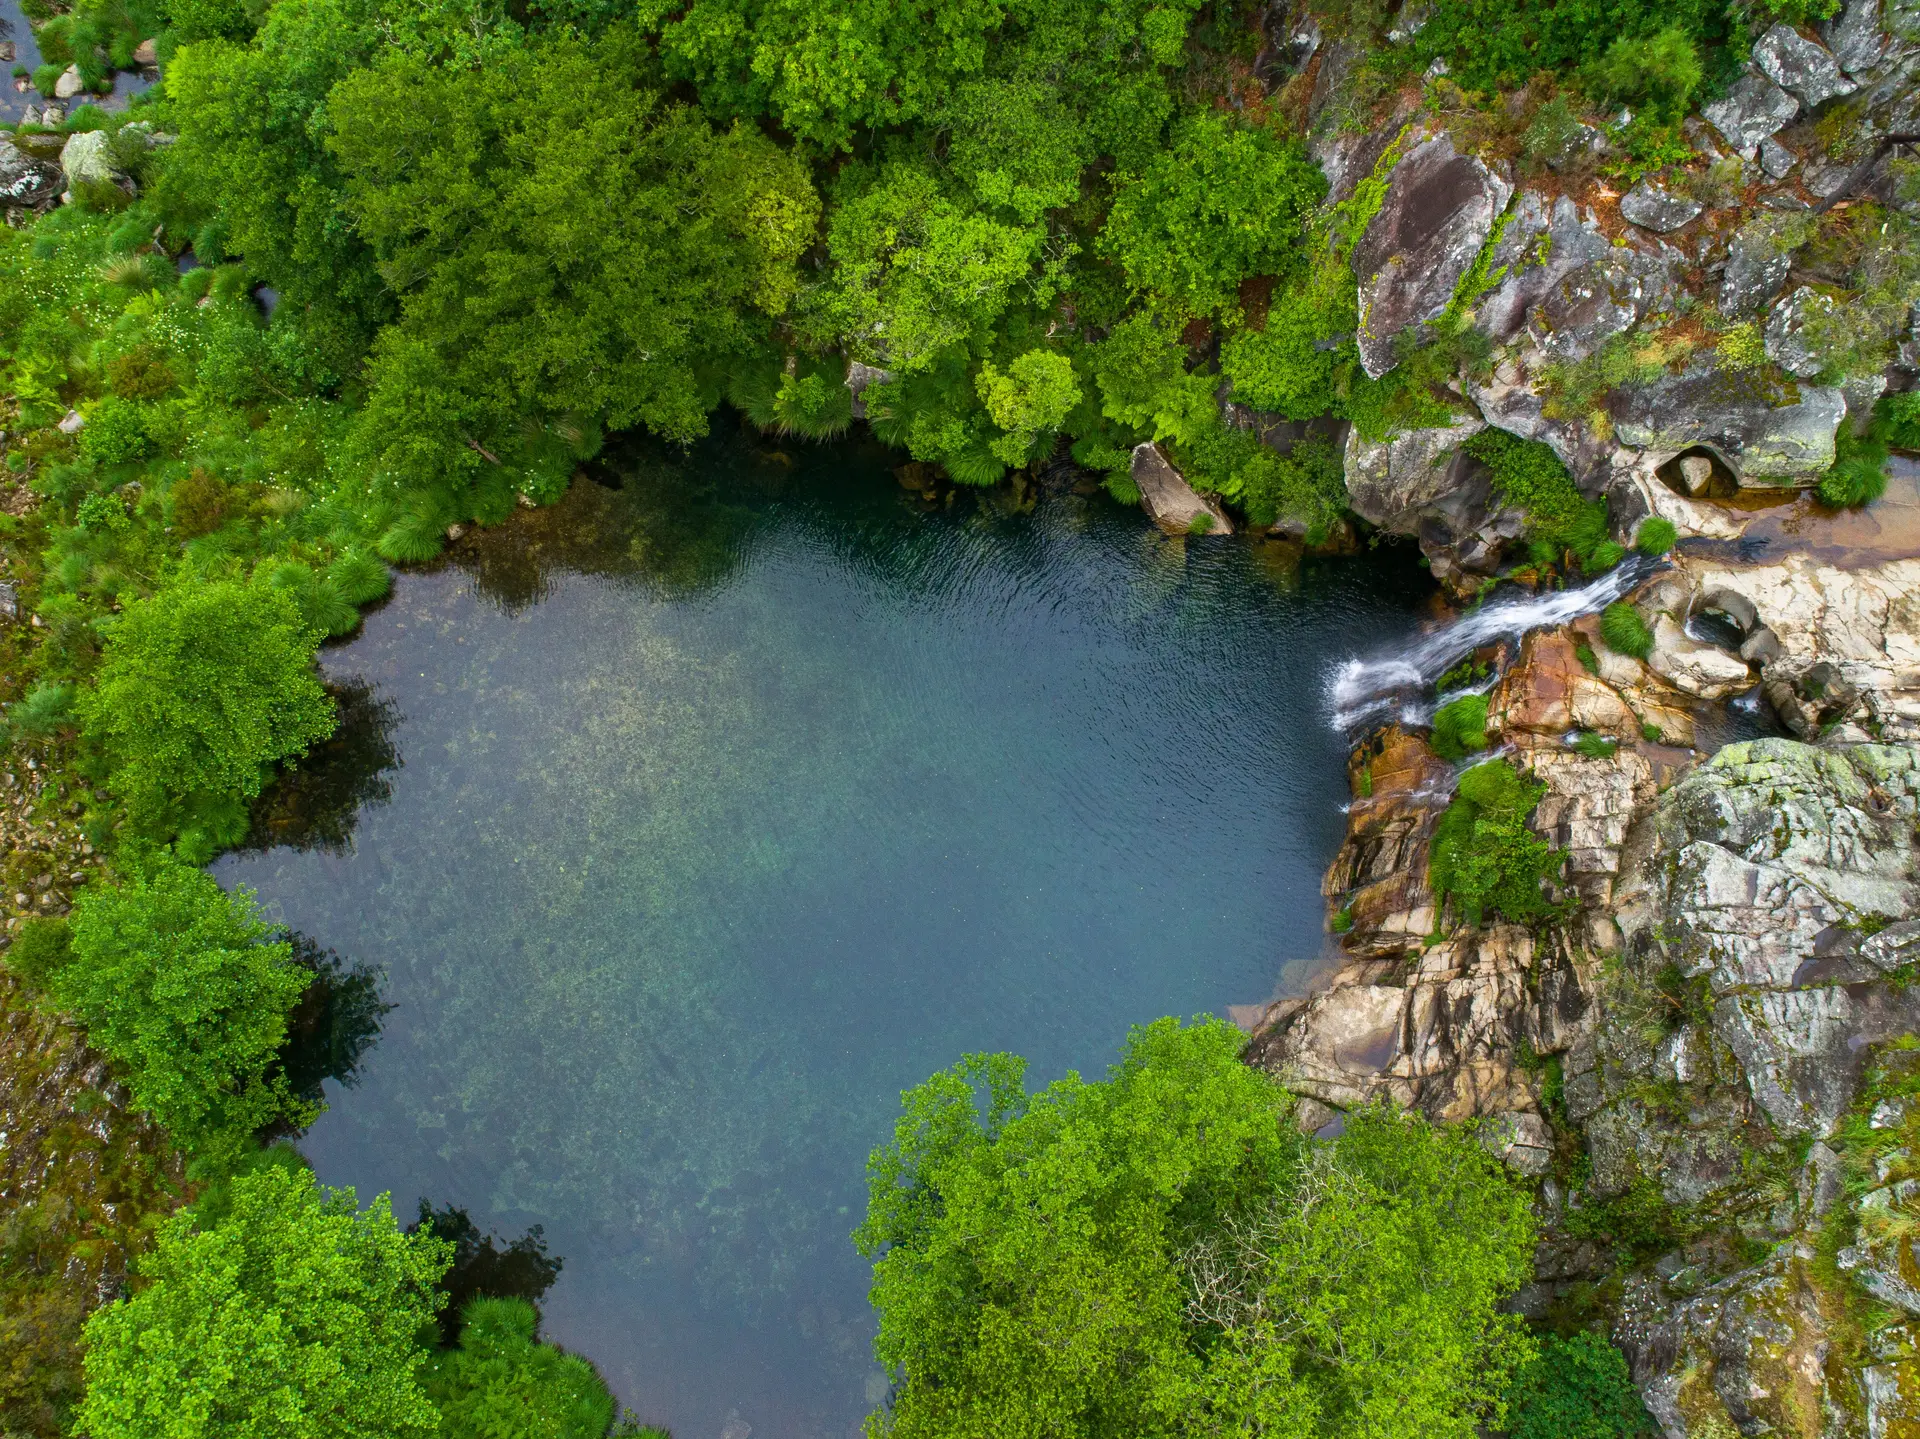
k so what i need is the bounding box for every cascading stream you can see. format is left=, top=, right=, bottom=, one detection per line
left=1326, top=554, right=1665, bottom=733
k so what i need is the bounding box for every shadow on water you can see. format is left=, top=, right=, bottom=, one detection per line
left=270, top=931, right=395, bottom=1118
left=239, top=680, right=402, bottom=855
left=411, top=1202, right=565, bottom=1345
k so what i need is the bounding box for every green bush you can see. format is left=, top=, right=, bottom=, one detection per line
left=1633, top=517, right=1677, bottom=556
left=1465, top=429, right=1613, bottom=571
left=1430, top=692, right=1490, bottom=762
left=1599, top=602, right=1653, bottom=660
left=1429, top=759, right=1561, bottom=927
left=79, top=396, right=155, bottom=465
left=55, top=857, right=313, bottom=1161
left=424, top=1298, right=623, bottom=1439
left=1884, top=392, right=1920, bottom=450
left=859, top=1019, right=1536, bottom=1436
left=1508, top=1332, right=1656, bottom=1439
left=79, top=1163, right=450, bottom=1438
left=4, top=916, right=73, bottom=991
left=1819, top=419, right=1891, bottom=509
left=1411, top=0, right=1730, bottom=96
left=78, top=580, right=336, bottom=849
left=1219, top=290, right=1340, bottom=420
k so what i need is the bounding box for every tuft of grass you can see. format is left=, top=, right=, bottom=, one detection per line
left=1430, top=692, right=1490, bottom=762
left=1571, top=731, right=1618, bottom=759
left=1600, top=602, right=1653, bottom=660
left=1634, top=516, right=1677, bottom=555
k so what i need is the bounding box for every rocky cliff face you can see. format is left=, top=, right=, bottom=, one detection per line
left=1234, top=5, right=1920, bottom=1430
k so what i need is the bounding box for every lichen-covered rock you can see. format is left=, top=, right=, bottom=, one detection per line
left=1621, top=184, right=1705, bottom=233
left=1476, top=193, right=1610, bottom=341
left=60, top=129, right=121, bottom=190
left=1129, top=442, right=1233, bottom=535
left=1823, top=0, right=1890, bottom=73
left=1341, top=410, right=1483, bottom=527
left=1703, top=69, right=1801, bottom=156
left=0, top=136, right=61, bottom=214
left=1754, top=22, right=1859, bottom=107
left=1352, top=132, right=1512, bottom=378
left=1720, top=216, right=1797, bottom=317
left=1759, top=135, right=1799, bottom=178
left=1611, top=364, right=1845, bottom=483
left=1764, top=286, right=1837, bottom=379
left=1527, top=241, right=1680, bottom=365
left=1469, top=357, right=1614, bottom=491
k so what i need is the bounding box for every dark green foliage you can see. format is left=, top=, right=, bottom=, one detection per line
left=1099, top=112, right=1325, bottom=317
left=79, top=397, right=153, bottom=465
left=1430, top=692, right=1490, bottom=761
left=1885, top=392, right=1920, bottom=451
left=424, top=1298, right=619, bottom=1439
left=1430, top=759, right=1561, bottom=928
left=330, top=26, right=819, bottom=511
left=1508, top=1332, right=1656, bottom=1439
left=1599, top=602, right=1654, bottom=661
left=858, top=1017, right=1537, bottom=1437
left=410, top=1204, right=562, bottom=1347
left=77, top=581, right=335, bottom=852
left=4, top=681, right=77, bottom=743
left=3, top=916, right=73, bottom=992
left=1819, top=405, right=1896, bottom=508
left=1410, top=0, right=1728, bottom=100
left=1174, top=428, right=1349, bottom=535
left=1219, top=291, right=1341, bottom=420
left=55, top=858, right=313, bottom=1163
left=1634, top=517, right=1677, bottom=556
left=79, top=1163, right=450, bottom=1437
left=1465, top=429, right=1613, bottom=571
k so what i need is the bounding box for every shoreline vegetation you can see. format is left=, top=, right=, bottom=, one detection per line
left=0, top=0, right=1911, bottom=1428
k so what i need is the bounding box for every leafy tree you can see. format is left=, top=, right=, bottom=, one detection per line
left=328, top=26, right=819, bottom=512
left=976, top=349, right=1080, bottom=465
left=424, top=1298, right=621, bottom=1439
left=1088, top=314, right=1217, bottom=448
left=52, top=858, right=313, bottom=1161
left=1099, top=112, right=1324, bottom=318
left=815, top=160, right=1044, bottom=375
left=78, top=580, right=335, bottom=851
left=78, top=1163, right=449, bottom=1439
left=1220, top=290, right=1342, bottom=420
left=857, top=1017, right=1536, bottom=1437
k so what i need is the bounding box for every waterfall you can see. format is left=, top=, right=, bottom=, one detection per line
left=1327, top=555, right=1663, bottom=733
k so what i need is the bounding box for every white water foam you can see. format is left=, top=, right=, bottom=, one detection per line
left=1327, top=555, right=1662, bottom=732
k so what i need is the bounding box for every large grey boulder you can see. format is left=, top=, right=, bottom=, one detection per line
left=60, top=130, right=122, bottom=189
left=1703, top=70, right=1800, bottom=156
left=1611, top=363, right=1845, bottom=483
left=1340, top=409, right=1484, bottom=528
left=843, top=360, right=892, bottom=420
left=1129, top=443, right=1232, bottom=535
left=1763, top=285, right=1836, bottom=378
left=1619, top=183, right=1703, bottom=233
left=1753, top=22, right=1858, bottom=106
left=1823, top=0, right=1889, bottom=72
left=1467, top=356, right=1613, bottom=491
left=1719, top=216, right=1797, bottom=317
left=53, top=64, right=84, bottom=100
left=1352, top=132, right=1512, bottom=378
left=1526, top=241, right=1679, bottom=365
left=1474, top=192, right=1609, bottom=343
left=1616, top=740, right=1920, bottom=1135
left=0, top=137, right=62, bottom=213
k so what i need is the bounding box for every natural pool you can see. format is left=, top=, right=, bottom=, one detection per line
left=215, top=431, right=1435, bottom=1438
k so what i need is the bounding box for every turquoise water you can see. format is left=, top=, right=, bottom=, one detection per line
left=216, top=432, right=1434, bottom=1438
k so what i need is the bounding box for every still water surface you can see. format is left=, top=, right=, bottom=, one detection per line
left=216, top=433, right=1434, bottom=1438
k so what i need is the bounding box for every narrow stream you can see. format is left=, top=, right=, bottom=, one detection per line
left=215, top=431, right=1437, bottom=1438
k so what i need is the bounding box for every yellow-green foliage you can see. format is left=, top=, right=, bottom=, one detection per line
left=1430, top=759, right=1562, bottom=927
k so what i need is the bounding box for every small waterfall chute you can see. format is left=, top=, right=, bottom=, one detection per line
left=1327, top=555, right=1663, bottom=733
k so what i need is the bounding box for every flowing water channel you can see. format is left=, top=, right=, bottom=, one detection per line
left=215, top=431, right=1438, bottom=1438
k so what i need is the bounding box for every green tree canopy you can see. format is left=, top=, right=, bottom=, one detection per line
left=424, top=1298, right=621, bottom=1439
left=79, top=580, right=334, bottom=852
left=857, top=1017, right=1536, bottom=1437
left=1100, top=113, right=1325, bottom=318
left=52, top=858, right=312, bottom=1161
left=79, top=1163, right=449, bottom=1439
left=328, top=25, right=819, bottom=514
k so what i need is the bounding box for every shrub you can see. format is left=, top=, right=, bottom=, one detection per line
left=79, top=1164, right=449, bottom=1438
left=5, top=680, right=77, bottom=741
left=424, top=1298, right=622, bottom=1439
left=79, top=396, right=154, bottom=465
left=1599, top=602, right=1653, bottom=660
left=1219, top=290, right=1340, bottom=420
left=1430, top=692, right=1490, bottom=762
left=166, top=467, right=230, bottom=537
left=78, top=580, right=336, bottom=849
left=1819, top=421, right=1891, bottom=509
left=977, top=349, right=1081, bottom=466
left=1507, top=1332, right=1657, bottom=1439
left=858, top=1018, right=1536, bottom=1437
left=1465, top=430, right=1612, bottom=570
left=55, top=858, right=313, bottom=1161
left=1099, top=111, right=1325, bottom=317
left=1579, top=27, right=1703, bottom=122
left=1884, top=392, right=1920, bottom=450
left=1634, top=517, right=1677, bottom=555
left=4, top=916, right=73, bottom=991
left=1429, top=759, right=1560, bottom=927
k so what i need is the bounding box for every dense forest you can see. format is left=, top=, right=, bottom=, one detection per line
left=0, top=0, right=1906, bottom=1426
